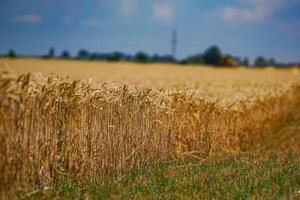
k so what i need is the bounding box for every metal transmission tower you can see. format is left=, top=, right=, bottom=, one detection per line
left=171, top=29, right=177, bottom=59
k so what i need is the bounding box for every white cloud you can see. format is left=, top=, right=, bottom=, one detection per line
left=61, top=15, right=73, bottom=24
left=153, top=3, right=173, bottom=25
left=221, top=0, right=285, bottom=23
left=14, top=14, right=42, bottom=24
left=120, top=0, right=137, bottom=18
left=80, top=18, right=104, bottom=27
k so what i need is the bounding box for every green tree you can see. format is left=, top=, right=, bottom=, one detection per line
left=108, top=52, right=123, bottom=61
left=269, top=58, right=276, bottom=66
left=48, top=47, right=55, bottom=58
left=61, top=50, right=70, bottom=58
left=242, top=58, right=250, bottom=67
left=203, top=45, right=223, bottom=65
left=8, top=49, right=17, bottom=58
left=134, top=51, right=149, bottom=63
left=77, top=49, right=90, bottom=59
left=181, top=54, right=205, bottom=64
left=254, top=56, right=268, bottom=67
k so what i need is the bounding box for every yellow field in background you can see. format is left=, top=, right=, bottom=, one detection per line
left=1, top=58, right=299, bottom=105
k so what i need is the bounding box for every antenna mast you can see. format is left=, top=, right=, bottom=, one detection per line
left=171, top=29, right=177, bottom=59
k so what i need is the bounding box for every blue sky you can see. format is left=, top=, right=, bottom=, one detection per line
left=0, top=0, right=300, bottom=62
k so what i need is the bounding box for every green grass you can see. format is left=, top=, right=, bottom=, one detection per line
left=21, top=153, right=300, bottom=200
left=21, top=117, right=300, bottom=200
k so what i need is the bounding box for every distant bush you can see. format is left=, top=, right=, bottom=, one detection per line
left=107, top=52, right=124, bottom=61
left=268, top=58, right=276, bottom=66
left=7, top=49, right=17, bottom=58
left=90, top=52, right=107, bottom=60
left=41, top=47, right=55, bottom=59
left=203, top=45, right=223, bottom=65
left=152, top=54, right=175, bottom=63
left=10, top=45, right=296, bottom=68
left=181, top=54, right=205, bottom=64
left=61, top=50, right=71, bottom=58
left=89, top=52, right=132, bottom=61
left=77, top=49, right=90, bottom=59
left=48, top=47, right=55, bottom=58
left=242, top=58, right=250, bottom=67
left=181, top=45, right=223, bottom=65
left=254, top=56, right=268, bottom=67
left=134, top=51, right=149, bottom=63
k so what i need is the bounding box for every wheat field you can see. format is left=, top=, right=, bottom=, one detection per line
left=1, top=58, right=300, bottom=197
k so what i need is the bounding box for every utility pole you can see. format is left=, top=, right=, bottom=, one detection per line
left=171, top=29, right=177, bottom=59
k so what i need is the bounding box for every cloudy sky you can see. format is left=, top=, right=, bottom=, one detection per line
left=0, top=0, right=300, bottom=62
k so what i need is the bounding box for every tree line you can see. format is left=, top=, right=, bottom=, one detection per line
left=2, top=46, right=299, bottom=68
